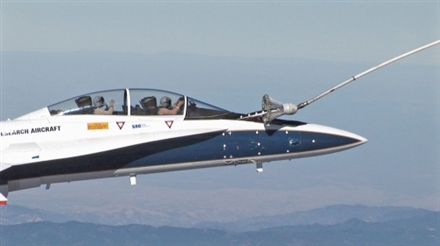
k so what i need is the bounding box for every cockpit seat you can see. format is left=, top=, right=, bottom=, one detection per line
left=75, top=96, right=92, bottom=107
left=74, top=96, right=95, bottom=114
left=140, top=96, right=158, bottom=115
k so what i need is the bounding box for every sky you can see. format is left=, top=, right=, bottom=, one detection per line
left=0, top=1, right=439, bottom=226
left=2, top=1, right=439, bottom=63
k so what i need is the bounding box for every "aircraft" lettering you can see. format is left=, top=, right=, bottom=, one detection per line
left=31, top=126, right=61, bottom=133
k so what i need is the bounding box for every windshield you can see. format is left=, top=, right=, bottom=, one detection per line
left=185, top=97, right=233, bottom=119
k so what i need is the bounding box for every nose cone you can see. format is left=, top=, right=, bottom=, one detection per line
left=299, top=124, right=367, bottom=155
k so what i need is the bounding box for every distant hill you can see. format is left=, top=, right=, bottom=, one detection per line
left=0, top=205, right=69, bottom=225
left=0, top=211, right=438, bottom=246
left=195, top=204, right=433, bottom=232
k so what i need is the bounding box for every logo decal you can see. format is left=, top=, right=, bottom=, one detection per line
left=132, top=124, right=148, bottom=129
left=165, top=121, right=174, bottom=129
left=116, top=122, right=125, bottom=130
left=87, top=122, right=109, bottom=130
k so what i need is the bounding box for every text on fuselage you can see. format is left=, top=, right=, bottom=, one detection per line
left=1, top=126, right=61, bottom=137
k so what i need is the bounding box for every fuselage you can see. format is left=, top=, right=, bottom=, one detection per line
left=0, top=88, right=367, bottom=199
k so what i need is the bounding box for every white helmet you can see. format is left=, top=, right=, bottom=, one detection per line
left=93, top=96, right=105, bottom=108
left=160, top=96, right=171, bottom=108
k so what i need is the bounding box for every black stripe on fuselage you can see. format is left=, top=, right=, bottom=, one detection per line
left=0, top=131, right=224, bottom=184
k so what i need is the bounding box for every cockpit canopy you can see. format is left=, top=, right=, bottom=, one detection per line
left=47, top=88, right=236, bottom=120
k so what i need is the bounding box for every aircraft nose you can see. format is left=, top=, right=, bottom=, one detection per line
left=299, top=124, right=367, bottom=153
left=353, top=134, right=368, bottom=145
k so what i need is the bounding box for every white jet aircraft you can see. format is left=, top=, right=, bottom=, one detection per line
left=0, top=40, right=438, bottom=205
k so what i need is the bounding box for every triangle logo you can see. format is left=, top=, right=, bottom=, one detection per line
left=116, top=122, right=125, bottom=130
left=165, top=121, right=174, bottom=129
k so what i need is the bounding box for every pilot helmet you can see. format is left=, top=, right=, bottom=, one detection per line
left=160, top=96, right=171, bottom=108
left=93, top=96, right=105, bottom=108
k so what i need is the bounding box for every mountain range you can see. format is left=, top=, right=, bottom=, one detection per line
left=1, top=204, right=434, bottom=231
left=0, top=209, right=438, bottom=246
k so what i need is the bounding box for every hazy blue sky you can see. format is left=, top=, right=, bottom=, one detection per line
left=2, top=1, right=438, bottom=63
left=0, top=1, right=439, bottom=225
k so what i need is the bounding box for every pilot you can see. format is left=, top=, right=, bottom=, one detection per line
left=157, top=96, right=183, bottom=115
left=93, top=96, right=115, bottom=115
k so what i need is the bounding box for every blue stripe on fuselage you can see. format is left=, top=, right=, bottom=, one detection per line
left=124, top=130, right=358, bottom=168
